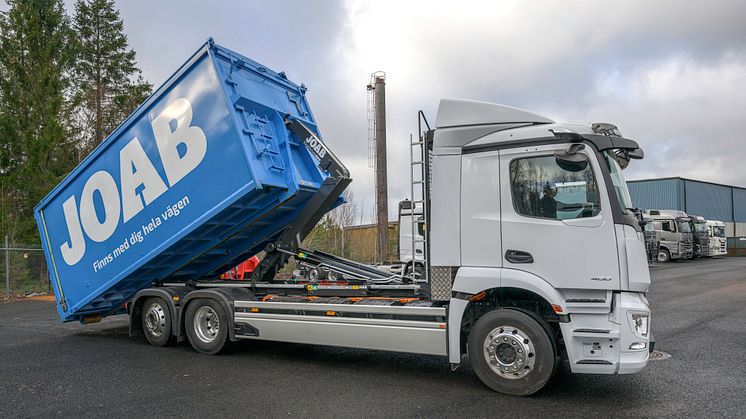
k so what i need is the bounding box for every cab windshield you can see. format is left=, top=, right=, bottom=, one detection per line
left=603, top=151, right=634, bottom=214
left=694, top=223, right=708, bottom=232
left=713, top=226, right=726, bottom=238
left=677, top=221, right=692, bottom=233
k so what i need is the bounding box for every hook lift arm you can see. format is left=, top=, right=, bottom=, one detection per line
left=251, top=117, right=353, bottom=284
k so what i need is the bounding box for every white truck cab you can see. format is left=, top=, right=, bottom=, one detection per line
left=705, top=220, right=727, bottom=256
left=426, top=99, right=651, bottom=388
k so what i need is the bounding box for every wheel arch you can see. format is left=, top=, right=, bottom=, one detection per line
left=448, top=268, right=568, bottom=364
left=179, top=287, right=255, bottom=342
left=129, top=288, right=184, bottom=339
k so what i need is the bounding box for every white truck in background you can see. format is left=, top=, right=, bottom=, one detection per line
left=397, top=199, right=425, bottom=280
left=706, top=220, right=727, bottom=256
left=647, top=210, right=694, bottom=262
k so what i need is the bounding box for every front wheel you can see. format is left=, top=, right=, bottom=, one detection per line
left=185, top=299, right=229, bottom=354
left=657, top=249, right=671, bottom=263
left=468, top=309, right=558, bottom=396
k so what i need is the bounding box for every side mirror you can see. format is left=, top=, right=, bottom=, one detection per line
left=628, top=148, right=644, bottom=159
left=615, top=150, right=631, bottom=170
left=614, top=148, right=644, bottom=170
left=554, top=144, right=588, bottom=172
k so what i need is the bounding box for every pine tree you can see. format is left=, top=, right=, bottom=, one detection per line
left=71, top=0, right=151, bottom=157
left=0, top=0, right=76, bottom=242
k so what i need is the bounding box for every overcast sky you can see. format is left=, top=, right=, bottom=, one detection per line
left=60, top=0, right=746, bottom=221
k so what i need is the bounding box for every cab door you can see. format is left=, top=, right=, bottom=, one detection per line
left=655, top=219, right=678, bottom=256
left=460, top=151, right=501, bottom=267
left=498, top=145, right=620, bottom=290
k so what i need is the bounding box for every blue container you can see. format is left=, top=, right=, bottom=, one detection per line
left=35, top=39, right=334, bottom=322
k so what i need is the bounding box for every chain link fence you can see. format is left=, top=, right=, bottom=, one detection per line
left=1, top=237, right=50, bottom=297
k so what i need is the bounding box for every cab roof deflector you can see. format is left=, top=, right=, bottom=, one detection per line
left=435, top=99, right=554, bottom=128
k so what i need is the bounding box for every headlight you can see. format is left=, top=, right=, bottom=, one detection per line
left=631, top=313, right=649, bottom=338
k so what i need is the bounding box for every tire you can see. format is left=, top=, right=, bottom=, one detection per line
left=468, top=309, right=558, bottom=396
left=657, top=249, right=671, bottom=263
left=185, top=298, right=229, bottom=355
left=141, top=297, right=173, bottom=347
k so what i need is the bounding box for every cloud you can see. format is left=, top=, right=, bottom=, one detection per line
left=53, top=0, right=746, bottom=221
left=326, top=0, right=746, bottom=220
left=584, top=51, right=746, bottom=184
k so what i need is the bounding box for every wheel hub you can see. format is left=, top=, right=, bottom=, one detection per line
left=496, top=342, right=517, bottom=364
left=144, top=302, right=166, bottom=337
left=484, top=326, right=535, bottom=379
left=194, top=306, right=220, bottom=343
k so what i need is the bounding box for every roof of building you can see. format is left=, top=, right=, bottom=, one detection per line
left=627, top=176, right=746, bottom=191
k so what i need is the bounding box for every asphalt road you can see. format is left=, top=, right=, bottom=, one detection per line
left=1, top=257, right=745, bottom=418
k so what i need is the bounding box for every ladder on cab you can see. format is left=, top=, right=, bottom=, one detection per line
left=408, top=111, right=431, bottom=283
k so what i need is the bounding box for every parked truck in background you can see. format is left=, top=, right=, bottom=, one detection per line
left=689, top=215, right=710, bottom=257
left=646, top=210, right=694, bottom=262
left=397, top=199, right=425, bottom=280
left=34, top=39, right=651, bottom=396
left=706, top=220, right=727, bottom=256
left=639, top=214, right=659, bottom=263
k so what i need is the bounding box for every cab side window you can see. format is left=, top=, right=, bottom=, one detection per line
left=661, top=220, right=676, bottom=232
left=510, top=155, right=601, bottom=220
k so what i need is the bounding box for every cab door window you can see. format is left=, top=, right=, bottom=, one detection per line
left=661, top=220, right=676, bottom=232
left=509, top=154, right=601, bottom=220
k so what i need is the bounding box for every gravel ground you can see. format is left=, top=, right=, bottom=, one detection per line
left=1, top=257, right=745, bottom=418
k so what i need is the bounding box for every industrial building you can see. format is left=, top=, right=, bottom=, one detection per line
left=627, top=177, right=746, bottom=237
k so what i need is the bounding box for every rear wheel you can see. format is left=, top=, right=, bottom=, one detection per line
left=141, top=297, right=173, bottom=347
left=657, top=249, right=670, bottom=263
left=468, top=309, right=558, bottom=396
left=185, top=298, right=229, bottom=354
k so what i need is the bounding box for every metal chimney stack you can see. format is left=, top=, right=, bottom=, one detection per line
left=367, top=72, right=389, bottom=263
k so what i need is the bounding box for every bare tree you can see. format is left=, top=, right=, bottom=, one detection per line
left=326, top=191, right=357, bottom=256
left=328, top=191, right=357, bottom=229
left=303, top=190, right=358, bottom=257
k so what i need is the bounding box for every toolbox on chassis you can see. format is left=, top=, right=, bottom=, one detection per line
left=36, top=39, right=652, bottom=396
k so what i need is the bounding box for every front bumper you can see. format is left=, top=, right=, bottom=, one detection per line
left=696, top=244, right=711, bottom=256
left=560, top=292, right=651, bottom=375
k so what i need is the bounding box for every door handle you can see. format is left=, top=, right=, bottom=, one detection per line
left=505, top=249, right=534, bottom=264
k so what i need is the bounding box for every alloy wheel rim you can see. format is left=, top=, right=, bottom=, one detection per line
left=194, top=306, right=220, bottom=343
left=483, top=325, right=536, bottom=379
left=144, top=303, right=166, bottom=337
